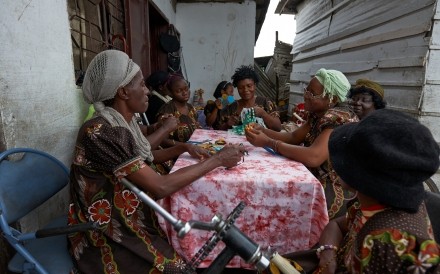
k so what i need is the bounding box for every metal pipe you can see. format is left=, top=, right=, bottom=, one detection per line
left=120, top=178, right=190, bottom=236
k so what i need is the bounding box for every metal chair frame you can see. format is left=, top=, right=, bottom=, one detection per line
left=0, top=148, right=94, bottom=274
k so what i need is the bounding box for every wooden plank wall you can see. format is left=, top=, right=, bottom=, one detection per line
left=421, top=0, right=440, bottom=142
left=288, top=0, right=437, bottom=122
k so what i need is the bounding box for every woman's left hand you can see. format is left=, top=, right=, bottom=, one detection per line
left=185, top=144, right=210, bottom=160
left=245, top=127, right=270, bottom=147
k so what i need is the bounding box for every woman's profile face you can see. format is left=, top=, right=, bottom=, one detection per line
left=170, top=79, right=190, bottom=103
left=303, top=77, right=330, bottom=114
left=236, top=78, right=255, bottom=101
left=125, top=71, right=149, bottom=113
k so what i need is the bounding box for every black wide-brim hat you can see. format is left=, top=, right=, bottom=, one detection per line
left=329, top=109, right=440, bottom=213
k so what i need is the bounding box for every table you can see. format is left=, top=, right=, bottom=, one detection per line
left=158, top=129, right=328, bottom=268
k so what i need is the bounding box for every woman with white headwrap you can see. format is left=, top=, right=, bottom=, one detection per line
left=68, top=50, right=246, bottom=273
left=245, top=68, right=359, bottom=220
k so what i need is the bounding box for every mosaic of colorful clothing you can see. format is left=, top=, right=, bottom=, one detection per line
left=216, top=96, right=279, bottom=130
left=158, top=101, right=201, bottom=142
left=337, top=201, right=440, bottom=274
left=304, top=104, right=358, bottom=219
left=68, top=117, right=185, bottom=274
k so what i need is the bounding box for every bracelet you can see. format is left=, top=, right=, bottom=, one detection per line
left=269, top=138, right=276, bottom=150
left=274, top=140, right=281, bottom=153
left=315, top=258, right=335, bottom=274
left=316, top=244, right=338, bottom=258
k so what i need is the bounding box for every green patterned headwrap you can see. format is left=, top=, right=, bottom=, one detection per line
left=314, top=68, right=350, bottom=102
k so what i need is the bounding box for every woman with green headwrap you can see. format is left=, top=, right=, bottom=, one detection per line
left=245, top=68, right=358, bottom=219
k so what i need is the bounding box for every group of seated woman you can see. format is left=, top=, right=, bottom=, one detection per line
left=69, top=49, right=440, bottom=273
left=148, top=65, right=283, bottom=146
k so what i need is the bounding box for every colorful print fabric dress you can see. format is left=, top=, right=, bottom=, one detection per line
left=68, top=117, right=186, bottom=274
left=157, top=102, right=201, bottom=143
left=303, top=105, right=359, bottom=219
left=335, top=201, right=440, bottom=274
left=216, top=96, right=279, bottom=130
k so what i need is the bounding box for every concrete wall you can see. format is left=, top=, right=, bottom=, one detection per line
left=0, top=0, right=86, bottom=229
left=176, top=1, right=256, bottom=101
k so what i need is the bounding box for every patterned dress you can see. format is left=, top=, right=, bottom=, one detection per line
left=335, top=201, right=440, bottom=274
left=304, top=105, right=358, bottom=219
left=203, top=100, right=221, bottom=129
left=216, top=96, right=279, bottom=130
left=68, top=117, right=186, bottom=274
left=157, top=101, right=201, bottom=142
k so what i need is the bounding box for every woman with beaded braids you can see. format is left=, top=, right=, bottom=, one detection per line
left=216, top=65, right=282, bottom=131
left=68, top=50, right=246, bottom=273
left=245, top=68, right=358, bottom=220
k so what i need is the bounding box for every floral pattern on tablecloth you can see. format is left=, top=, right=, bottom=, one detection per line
left=158, top=129, right=329, bottom=268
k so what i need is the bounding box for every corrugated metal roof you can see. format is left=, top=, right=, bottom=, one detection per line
left=255, top=40, right=293, bottom=103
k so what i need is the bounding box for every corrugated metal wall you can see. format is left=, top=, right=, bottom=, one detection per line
left=289, top=0, right=435, bottom=116
left=288, top=0, right=440, bottom=183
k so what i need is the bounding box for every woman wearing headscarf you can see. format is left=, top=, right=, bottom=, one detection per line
left=312, top=109, right=440, bottom=274
left=68, top=50, right=246, bottom=273
left=348, top=79, right=387, bottom=120
left=245, top=68, right=358, bottom=219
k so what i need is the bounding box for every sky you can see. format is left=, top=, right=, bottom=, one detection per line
left=254, top=0, right=297, bottom=57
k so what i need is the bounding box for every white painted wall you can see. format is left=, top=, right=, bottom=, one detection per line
left=0, top=0, right=86, bottom=229
left=176, top=1, right=256, bottom=101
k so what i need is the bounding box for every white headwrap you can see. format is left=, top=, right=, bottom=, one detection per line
left=82, top=50, right=154, bottom=162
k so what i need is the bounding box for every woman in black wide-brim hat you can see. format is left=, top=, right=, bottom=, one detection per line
left=313, top=109, right=440, bottom=274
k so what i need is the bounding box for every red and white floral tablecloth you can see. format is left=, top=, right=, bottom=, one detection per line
left=158, top=129, right=328, bottom=268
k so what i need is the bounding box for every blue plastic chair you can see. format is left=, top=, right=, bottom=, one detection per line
left=0, top=148, right=94, bottom=274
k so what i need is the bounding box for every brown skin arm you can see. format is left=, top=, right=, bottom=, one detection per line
left=217, top=114, right=240, bottom=130
left=314, top=216, right=348, bottom=274
left=205, top=106, right=220, bottom=127
left=245, top=126, right=332, bottom=168
left=254, top=106, right=282, bottom=131
left=151, top=143, right=210, bottom=163
left=140, top=115, right=179, bottom=149
left=251, top=122, right=310, bottom=145
left=143, top=125, right=173, bottom=149
left=126, top=145, right=245, bottom=199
